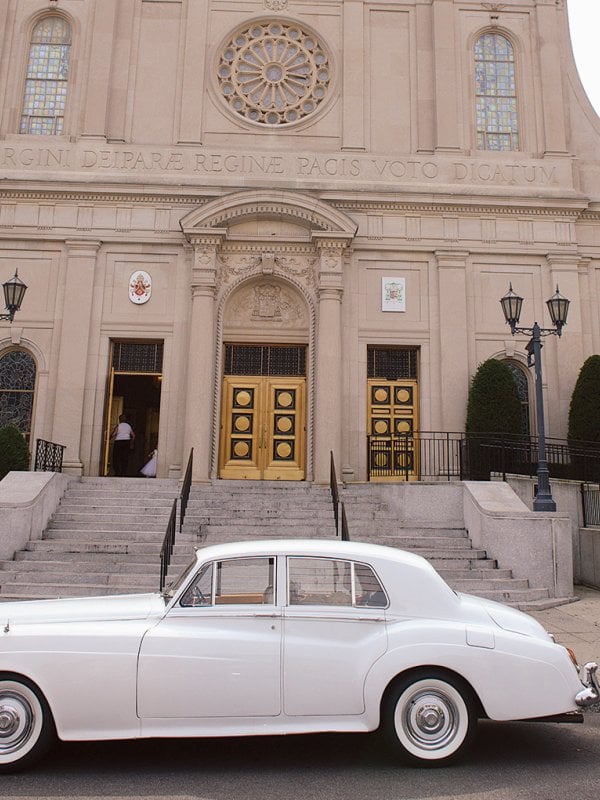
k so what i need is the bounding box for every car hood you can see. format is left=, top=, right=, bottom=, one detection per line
left=0, top=592, right=165, bottom=626
left=458, top=592, right=551, bottom=640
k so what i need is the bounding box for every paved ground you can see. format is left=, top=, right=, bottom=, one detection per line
left=530, top=585, right=600, bottom=666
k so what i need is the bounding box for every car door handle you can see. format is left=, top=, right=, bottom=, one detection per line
left=253, top=611, right=280, bottom=618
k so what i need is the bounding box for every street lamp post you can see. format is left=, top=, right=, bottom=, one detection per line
left=0, top=270, right=27, bottom=322
left=500, top=284, right=570, bottom=511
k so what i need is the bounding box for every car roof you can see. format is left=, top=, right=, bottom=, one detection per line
left=193, top=538, right=428, bottom=567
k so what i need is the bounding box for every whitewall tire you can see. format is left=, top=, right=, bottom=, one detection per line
left=0, top=676, right=55, bottom=772
left=383, top=671, right=477, bottom=765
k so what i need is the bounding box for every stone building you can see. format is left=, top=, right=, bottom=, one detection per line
left=0, top=0, right=598, bottom=484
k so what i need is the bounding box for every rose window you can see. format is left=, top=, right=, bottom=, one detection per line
left=217, top=21, right=331, bottom=125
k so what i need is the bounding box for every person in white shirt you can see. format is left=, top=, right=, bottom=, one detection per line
left=110, top=414, right=135, bottom=476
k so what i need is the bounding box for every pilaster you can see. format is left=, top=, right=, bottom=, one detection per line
left=341, top=0, right=365, bottom=151
left=184, top=235, right=223, bottom=482
left=314, top=239, right=346, bottom=483
left=435, top=250, right=470, bottom=431
left=80, top=0, right=119, bottom=139
left=51, top=240, right=102, bottom=474
left=432, top=0, right=461, bottom=152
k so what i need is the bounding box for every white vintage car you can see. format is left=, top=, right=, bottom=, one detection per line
left=0, top=539, right=598, bottom=771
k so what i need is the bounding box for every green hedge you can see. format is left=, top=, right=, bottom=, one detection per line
left=0, top=425, right=30, bottom=480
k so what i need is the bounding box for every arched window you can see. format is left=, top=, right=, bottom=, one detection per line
left=0, top=350, right=37, bottom=443
left=20, top=16, right=71, bottom=135
left=475, top=33, right=519, bottom=151
left=505, top=361, right=530, bottom=436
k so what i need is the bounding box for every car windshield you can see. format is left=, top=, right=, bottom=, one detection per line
left=161, top=557, right=198, bottom=600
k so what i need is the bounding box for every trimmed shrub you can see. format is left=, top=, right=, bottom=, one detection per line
left=568, top=355, right=600, bottom=445
left=568, top=356, right=600, bottom=481
left=0, top=425, right=30, bottom=480
left=466, top=359, right=524, bottom=436
left=465, top=359, right=525, bottom=479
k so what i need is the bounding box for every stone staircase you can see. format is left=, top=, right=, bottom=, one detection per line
left=0, top=478, right=555, bottom=608
left=0, top=478, right=182, bottom=600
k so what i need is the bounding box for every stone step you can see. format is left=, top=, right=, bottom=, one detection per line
left=436, top=568, right=514, bottom=580
left=14, top=550, right=192, bottom=566
left=24, top=540, right=191, bottom=556
left=46, top=514, right=169, bottom=537
left=446, top=577, right=530, bottom=592
left=463, top=587, right=550, bottom=604
left=0, top=559, right=166, bottom=575
left=347, top=536, right=471, bottom=549
left=0, top=569, right=158, bottom=587
left=0, top=583, right=157, bottom=599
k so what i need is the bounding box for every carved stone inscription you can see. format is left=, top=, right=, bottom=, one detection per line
left=0, top=143, right=570, bottom=190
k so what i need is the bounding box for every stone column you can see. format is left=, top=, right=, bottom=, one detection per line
left=341, top=0, right=365, bottom=151
left=435, top=251, right=470, bottom=431
left=183, top=236, right=222, bottom=482
left=313, top=238, right=346, bottom=484
left=51, top=240, right=102, bottom=474
left=432, top=0, right=461, bottom=152
left=80, top=0, right=119, bottom=139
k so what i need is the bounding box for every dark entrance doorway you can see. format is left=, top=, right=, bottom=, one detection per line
left=102, top=341, right=163, bottom=477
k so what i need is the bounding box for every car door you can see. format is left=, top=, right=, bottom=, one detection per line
left=137, top=556, right=282, bottom=718
left=283, top=557, right=388, bottom=717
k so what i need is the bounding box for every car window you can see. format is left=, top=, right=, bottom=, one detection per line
left=287, top=557, right=387, bottom=608
left=288, top=558, right=352, bottom=606
left=353, top=562, right=388, bottom=608
left=180, top=557, right=275, bottom=607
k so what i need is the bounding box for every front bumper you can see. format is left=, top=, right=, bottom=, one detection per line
left=575, top=662, right=600, bottom=708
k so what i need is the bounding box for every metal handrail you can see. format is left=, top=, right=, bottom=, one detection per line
left=180, top=448, right=193, bottom=532
left=159, top=498, right=178, bottom=592
left=329, top=450, right=339, bottom=532
left=34, top=439, right=65, bottom=472
left=329, top=451, right=350, bottom=540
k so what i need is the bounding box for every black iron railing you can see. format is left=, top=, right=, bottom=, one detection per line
left=329, top=451, right=350, bottom=541
left=582, top=484, right=600, bottom=528
left=34, top=439, right=65, bottom=472
left=367, top=432, right=600, bottom=484
left=160, top=498, right=178, bottom=592
left=180, top=448, right=193, bottom=532
left=160, top=449, right=194, bottom=592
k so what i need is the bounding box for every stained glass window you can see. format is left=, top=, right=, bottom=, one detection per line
left=475, top=33, right=519, bottom=151
left=20, top=16, right=71, bottom=135
left=0, top=350, right=36, bottom=442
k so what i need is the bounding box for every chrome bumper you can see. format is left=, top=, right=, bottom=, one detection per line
left=575, top=662, right=600, bottom=708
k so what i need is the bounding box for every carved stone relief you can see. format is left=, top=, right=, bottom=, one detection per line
left=224, top=279, right=308, bottom=331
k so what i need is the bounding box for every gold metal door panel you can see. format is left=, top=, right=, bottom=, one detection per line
left=368, top=379, right=419, bottom=482
left=220, top=377, right=305, bottom=480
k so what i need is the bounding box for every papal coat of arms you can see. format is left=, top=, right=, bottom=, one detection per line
left=129, top=270, right=152, bottom=305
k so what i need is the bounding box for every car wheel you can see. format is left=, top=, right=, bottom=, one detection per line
left=0, top=676, right=55, bottom=772
left=383, top=670, right=477, bottom=765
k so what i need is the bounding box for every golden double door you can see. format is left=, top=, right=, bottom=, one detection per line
left=219, top=376, right=306, bottom=480
left=367, top=378, right=419, bottom=481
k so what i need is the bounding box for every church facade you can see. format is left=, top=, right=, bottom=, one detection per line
left=0, top=0, right=599, bottom=483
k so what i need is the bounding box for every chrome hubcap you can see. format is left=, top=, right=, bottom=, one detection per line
left=416, top=703, right=446, bottom=734
left=402, top=690, right=458, bottom=750
left=0, top=692, right=35, bottom=754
